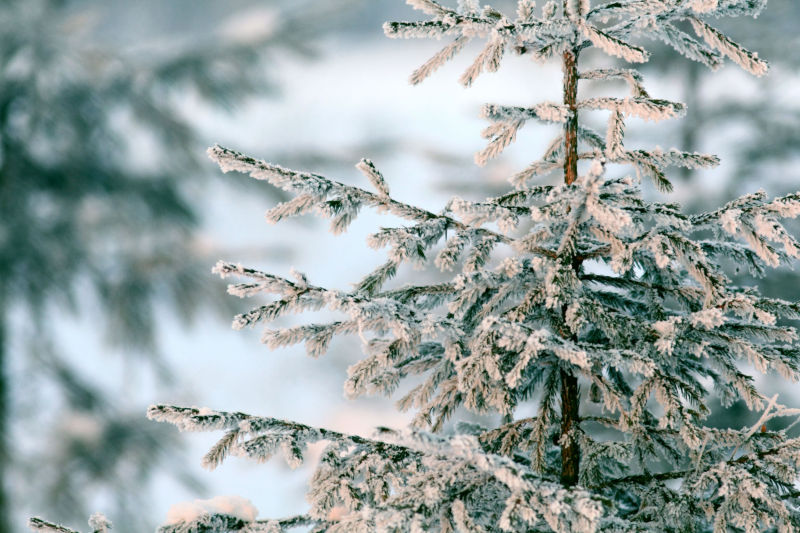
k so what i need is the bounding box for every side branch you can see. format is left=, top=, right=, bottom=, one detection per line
left=595, top=440, right=800, bottom=491
left=208, top=145, right=514, bottom=246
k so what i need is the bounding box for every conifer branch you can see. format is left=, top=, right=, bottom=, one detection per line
left=28, top=519, right=80, bottom=533
left=596, top=437, right=800, bottom=491
left=209, top=145, right=514, bottom=245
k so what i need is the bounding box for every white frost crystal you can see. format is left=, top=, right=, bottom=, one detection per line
left=88, top=514, right=111, bottom=533
left=689, top=308, right=726, bottom=330
left=165, top=496, right=258, bottom=525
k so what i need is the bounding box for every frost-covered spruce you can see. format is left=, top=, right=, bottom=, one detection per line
left=32, top=1, right=800, bottom=532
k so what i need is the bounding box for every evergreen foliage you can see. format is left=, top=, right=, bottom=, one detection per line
left=32, top=0, right=800, bottom=531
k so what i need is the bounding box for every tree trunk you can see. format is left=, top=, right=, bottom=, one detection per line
left=560, top=368, right=580, bottom=486
left=560, top=47, right=581, bottom=488
left=0, top=300, right=9, bottom=533
left=563, top=49, right=579, bottom=187
left=0, top=95, right=11, bottom=530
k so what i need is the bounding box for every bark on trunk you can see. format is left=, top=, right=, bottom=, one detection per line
left=559, top=368, right=580, bottom=486
left=563, top=49, right=579, bottom=187
left=560, top=47, right=581, bottom=488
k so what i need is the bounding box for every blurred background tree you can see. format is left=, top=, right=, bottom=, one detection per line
left=0, top=0, right=361, bottom=531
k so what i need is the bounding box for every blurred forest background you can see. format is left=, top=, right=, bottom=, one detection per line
left=1, top=0, right=798, bottom=532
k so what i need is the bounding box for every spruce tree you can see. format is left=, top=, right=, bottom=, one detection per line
left=32, top=0, right=800, bottom=531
